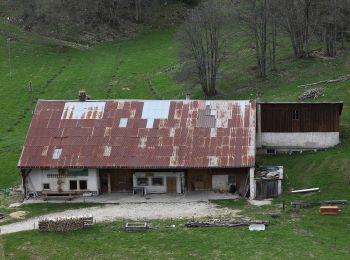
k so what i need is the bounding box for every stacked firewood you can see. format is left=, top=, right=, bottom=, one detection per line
left=38, top=216, right=94, bottom=232
left=299, top=87, right=325, bottom=99
left=185, top=219, right=269, bottom=228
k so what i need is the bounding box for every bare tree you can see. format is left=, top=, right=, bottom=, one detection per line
left=317, top=0, right=349, bottom=57
left=239, top=0, right=269, bottom=78
left=178, top=1, right=228, bottom=97
left=280, top=0, right=316, bottom=58
left=268, top=0, right=278, bottom=71
left=135, top=0, right=142, bottom=23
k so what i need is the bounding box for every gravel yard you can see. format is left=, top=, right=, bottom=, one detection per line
left=0, top=202, right=239, bottom=235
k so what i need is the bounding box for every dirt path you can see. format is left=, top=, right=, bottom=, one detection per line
left=0, top=202, right=238, bottom=235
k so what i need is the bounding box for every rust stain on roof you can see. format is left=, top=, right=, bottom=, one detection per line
left=18, top=100, right=256, bottom=169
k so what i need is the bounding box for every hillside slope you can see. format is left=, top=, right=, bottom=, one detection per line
left=0, top=21, right=349, bottom=203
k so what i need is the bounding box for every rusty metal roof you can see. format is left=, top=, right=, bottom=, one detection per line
left=18, top=99, right=256, bottom=169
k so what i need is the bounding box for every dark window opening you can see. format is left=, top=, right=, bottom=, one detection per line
left=228, top=175, right=236, bottom=184
left=152, top=177, right=164, bottom=186
left=292, top=110, right=300, bottom=120
left=43, top=183, right=50, bottom=190
left=79, top=180, right=87, bottom=190
left=267, top=149, right=276, bottom=155
left=70, top=180, right=77, bottom=190
left=137, top=177, right=148, bottom=186
left=195, top=175, right=203, bottom=182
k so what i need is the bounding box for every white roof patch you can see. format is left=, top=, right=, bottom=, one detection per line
left=141, top=101, right=170, bottom=119
left=61, top=102, right=105, bottom=120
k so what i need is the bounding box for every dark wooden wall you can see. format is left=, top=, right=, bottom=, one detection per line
left=260, top=103, right=342, bottom=132
left=186, top=168, right=248, bottom=195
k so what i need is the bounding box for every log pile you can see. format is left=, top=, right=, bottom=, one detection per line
left=299, top=88, right=325, bottom=99
left=185, top=219, right=269, bottom=228
left=38, top=216, right=94, bottom=232
left=292, top=200, right=347, bottom=209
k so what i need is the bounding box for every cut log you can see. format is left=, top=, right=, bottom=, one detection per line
left=298, top=75, right=350, bottom=88
left=291, top=200, right=347, bottom=209
left=185, top=219, right=269, bottom=228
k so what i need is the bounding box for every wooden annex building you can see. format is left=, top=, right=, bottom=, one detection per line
left=256, top=102, right=343, bottom=153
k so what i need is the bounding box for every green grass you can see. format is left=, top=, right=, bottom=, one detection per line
left=0, top=24, right=184, bottom=187
left=1, top=211, right=349, bottom=259
left=0, top=16, right=350, bottom=259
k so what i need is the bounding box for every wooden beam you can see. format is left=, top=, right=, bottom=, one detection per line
left=107, top=173, right=111, bottom=193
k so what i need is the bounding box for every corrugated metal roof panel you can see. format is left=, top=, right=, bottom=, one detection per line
left=62, top=102, right=105, bottom=119
left=18, top=99, right=256, bottom=169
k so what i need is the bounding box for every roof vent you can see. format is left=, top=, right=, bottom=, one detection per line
left=185, top=93, right=191, bottom=101
left=79, top=89, right=90, bottom=102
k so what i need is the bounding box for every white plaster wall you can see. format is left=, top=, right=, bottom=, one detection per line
left=249, top=167, right=255, bottom=200
left=212, top=175, right=229, bottom=191
left=26, top=169, right=99, bottom=193
left=260, top=132, right=339, bottom=149
left=88, top=169, right=99, bottom=193
left=133, top=172, right=184, bottom=194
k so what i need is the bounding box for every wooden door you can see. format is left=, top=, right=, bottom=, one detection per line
left=111, top=173, right=133, bottom=192
left=167, top=177, right=177, bottom=193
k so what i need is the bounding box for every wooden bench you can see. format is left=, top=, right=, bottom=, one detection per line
left=42, top=191, right=80, bottom=201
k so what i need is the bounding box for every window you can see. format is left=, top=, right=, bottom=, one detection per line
left=79, top=180, right=87, bottom=190
left=70, top=180, right=77, bottom=190
left=119, top=118, right=128, bottom=128
left=228, top=175, right=236, bottom=185
left=52, top=148, right=63, bottom=159
left=137, top=177, right=148, bottom=186
left=43, top=183, right=50, bottom=190
left=103, top=146, right=112, bottom=157
left=152, top=177, right=164, bottom=186
left=146, top=118, right=154, bottom=128
left=267, top=149, right=276, bottom=155
left=292, top=110, right=300, bottom=120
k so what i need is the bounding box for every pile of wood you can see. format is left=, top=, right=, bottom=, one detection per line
left=38, top=216, right=94, bottom=232
left=292, top=200, right=347, bottom=209
left=299, top=88, right=325, bottom=99
left=185, top=219, right=269, bottom=228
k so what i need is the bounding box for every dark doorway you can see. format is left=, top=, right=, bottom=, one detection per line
left=99, top=172, right=109, bottom=193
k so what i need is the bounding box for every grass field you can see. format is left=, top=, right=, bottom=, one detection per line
left=0, top=17, right=350, bottom=259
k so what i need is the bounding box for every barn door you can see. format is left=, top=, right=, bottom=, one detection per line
left=256, top=180, right=278, bottom=199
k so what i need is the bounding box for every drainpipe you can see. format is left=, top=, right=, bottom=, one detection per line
left=256, top=97, right=262, bottom=148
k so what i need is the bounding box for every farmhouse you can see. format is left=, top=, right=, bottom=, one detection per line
left=18, top=94, right=257, bottom=199
left=17, top=92, right=343, bottom=200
